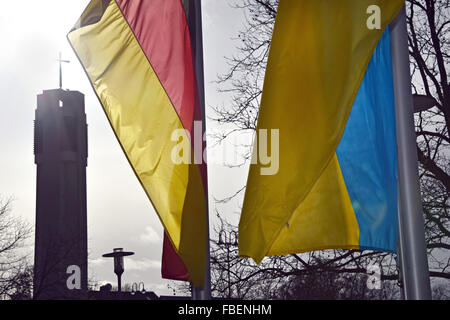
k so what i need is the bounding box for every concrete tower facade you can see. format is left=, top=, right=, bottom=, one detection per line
left=33, top=89, right=88, bottom=299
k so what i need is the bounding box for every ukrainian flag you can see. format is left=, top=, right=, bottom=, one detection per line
left=239, top=0, right=405, bottom=263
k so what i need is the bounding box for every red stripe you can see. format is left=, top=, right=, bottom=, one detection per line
left=161, top=232, right=189, bottom=281
left=116, top=0, right=196, bottom=134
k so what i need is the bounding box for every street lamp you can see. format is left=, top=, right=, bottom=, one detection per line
left=217, top=230, right=238, bottom=299
left=102, top=248, right=134, bottom=292
left=131, top=282, right=146, bottom=295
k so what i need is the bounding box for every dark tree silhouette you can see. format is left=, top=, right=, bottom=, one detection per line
left=0, top=197, right=33, bottom=300
left=406, top=0, right=450, bottom=283
left=208, top=214, right=401, bottom=299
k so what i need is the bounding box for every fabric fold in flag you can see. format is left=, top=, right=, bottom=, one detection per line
left=239, top=0, right=405, bottom=263
left=68, top=0, right=207, bottom=286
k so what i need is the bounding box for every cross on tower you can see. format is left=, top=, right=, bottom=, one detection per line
left=57, top=52, right=70, bottom=89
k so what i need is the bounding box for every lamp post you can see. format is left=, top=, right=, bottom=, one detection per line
left=217, top=230, right=238, bottom=299
left=102, top=248, right=134, bottom=292
left=131, top=282, right=146, bottom=296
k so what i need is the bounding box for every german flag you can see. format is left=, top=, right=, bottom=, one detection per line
left=68, top=0, right=207, bottom=286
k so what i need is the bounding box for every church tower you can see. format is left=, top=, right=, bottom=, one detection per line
left=33, top=88, right=88, bottom=299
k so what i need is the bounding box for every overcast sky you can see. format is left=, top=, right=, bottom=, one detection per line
left=0, top=0, right=251, bottom=295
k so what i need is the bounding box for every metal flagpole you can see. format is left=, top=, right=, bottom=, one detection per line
left=396, top=229, right=405, bottom=299
left=183, top=0, right=212, bottom=300
left=390, top=6, right=431, bottom=300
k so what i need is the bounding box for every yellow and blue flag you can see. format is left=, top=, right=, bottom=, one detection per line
left=239, top=0, right=405, bottom=263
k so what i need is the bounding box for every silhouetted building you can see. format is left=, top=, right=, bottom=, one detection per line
left=88, top=289, right=159, bottom=301
left=33, top=89, right=88, bottom=299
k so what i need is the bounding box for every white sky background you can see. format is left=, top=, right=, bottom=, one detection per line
left=0, top=0, right=250, bottom=296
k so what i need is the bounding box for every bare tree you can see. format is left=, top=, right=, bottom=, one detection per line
left=0, top=196, right=33, bottom=300
left=407, top=0, right=450, bottom=282
left=210, top=0, right=449, bottom=299
left=209, top=214, right=402, bottom=299
left=211, top=0, right=276, bottom=161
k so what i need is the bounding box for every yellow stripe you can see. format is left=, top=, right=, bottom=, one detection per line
left=268, top=155, right=359, bottom=256
left=68, top=1, right=206, bottom=285
left=239, top=0, right=404, bottom=263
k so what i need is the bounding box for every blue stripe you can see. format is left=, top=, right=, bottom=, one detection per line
left=336, top=28, right=398, bottom=253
